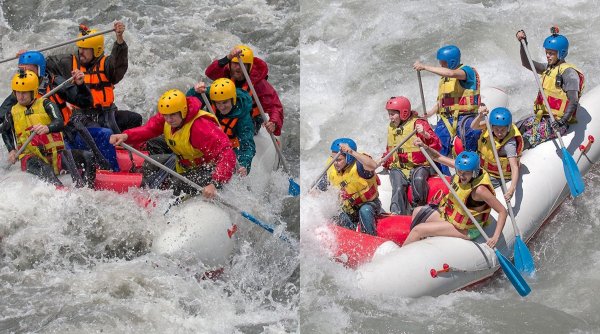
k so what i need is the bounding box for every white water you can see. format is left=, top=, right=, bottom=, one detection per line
left=300, top=0, right=600, bottom=333
left=0, top=0, right=299, bottom=333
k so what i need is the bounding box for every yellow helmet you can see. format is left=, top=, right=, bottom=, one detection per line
left=158, top=89, right=188, bottom=119
left=12, top=69, right=39, bottom=92
left=210, top=78, right=237, bottom=105
left=76, top=28, right=104, bottom=58
left=231, top=44, right=254, bottom=70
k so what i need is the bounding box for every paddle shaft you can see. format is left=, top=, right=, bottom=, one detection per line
left=417, top=70, right=427, bottom=117
left=200, top=92, right=216, bottom=115
left=0, top=28, right=115, bottom=64
left=309, top=151, right=341, bottom=192
left=419, top=147, right=492, bottom=243
left=236, top=57, right=291, bottom=173
left=377, top=129, right=418, bottom=168
left=520, top=39, right=567, bottom=148
left=484, top=117, right=521, bottom=237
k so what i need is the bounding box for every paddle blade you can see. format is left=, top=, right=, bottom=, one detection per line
left=289, top=178, right=300, bottom=196
left=513, top=235, right=536, bottom=276
left=495, top=249, right=531, bottom=297
left=561, top=147, right=585, bottom=197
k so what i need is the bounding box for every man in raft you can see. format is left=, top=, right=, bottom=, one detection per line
left=515, top=27, right=585, bottom=149
left=403, top=146, right=507, bottom=248
left=413, top=45, right=482, bottom=176
left=109, top=89, right=236, bottom=199
left=378, top=96, right=440, bottom=215
left=471, top=106, right=523, bottom=201
left=316, top=138, right=381, bottom=236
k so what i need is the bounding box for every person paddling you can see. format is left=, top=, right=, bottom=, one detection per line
left=316, top=138, right=381, bottom=236
left=109, top=89, right=236, bottom=198
left=379, top=96, right=440, bottom=215
left=403, top=145, right=507, bottom=248
left=515, top=27, right=585, bottom=149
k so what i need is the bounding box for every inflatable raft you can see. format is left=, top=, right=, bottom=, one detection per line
left=317, top=85, right=600, bottom=297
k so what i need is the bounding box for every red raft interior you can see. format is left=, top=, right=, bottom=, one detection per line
left=326, top=175, right=451, bottom=268
left=94, top=147, right=147, bottom=193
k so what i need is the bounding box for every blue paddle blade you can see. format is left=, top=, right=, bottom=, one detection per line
left=289, top=178, right=300, bottom=196
left=561, top=147, right=585, bottom=197
left=495, top=249, right=531, bottom=297
left=514, top=235, right=536, bottom=276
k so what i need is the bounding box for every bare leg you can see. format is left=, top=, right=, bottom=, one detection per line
left=403, top=213, right=468, bottom=246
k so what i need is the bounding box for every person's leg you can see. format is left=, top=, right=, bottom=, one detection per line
left=410, top=166, right=431, bottom=207
left=141, top=154, right=174, bottom=188
left=174, top=166, right=214, bottom=196
left=86, top=127, right=119, bottom=171
left=72, top=122, right=113, bottom=170
left=403, top=219, right=468, bottom=246
left=144, top=136, right=173, bottom=155
left=334, top=211, right=357, bottom=230
left=114, top=109, right=143, bottom=132
left=71, top=149, right=97, bottom=188
left=435, top=121, right=452, bottom=175
left=358, top=200, right=382, bottom=236
left=23, top=156, right=62, bottom=186
left=60, top=150, right=85, bottom=188
left=389, top=169, right=410, bottom=215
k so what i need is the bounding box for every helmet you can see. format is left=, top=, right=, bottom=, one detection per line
left=455, top=151, right=480, bottom=178
left=436, top=45, right=461, bottom=70
left=543, top=34, right=569, bottom=60
left=12, top=69, right=39, bottom=92
left=489, top=107, right=512, bottom=127
left=18, top=51, right=46, bottom=77
left=231, top=44, right=254, bottom=71
left=386, top=96, right=412, bottom=121
left=210, top=78, right=237, bottom=105
left=330, top=137, right=357, bottom=165
left=158, top=89, right=188, bottom=119
left=76, top=28, right=104, bottom=58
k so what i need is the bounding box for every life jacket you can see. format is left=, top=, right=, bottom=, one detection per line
left=72, top=55, right=114, bottom=109
left=240, top=82, right=262, bottom=120
left=326, top=155, right=379, bottom=214
left=439, top=171, right=494, bottom=230
left=533, top=63, right=585, bottom=122
left=219, top=116, right=240, bottom=149
left=163, top=110, right=220, bottom=173
left=386, top=116, right=428, bottom=177
left=437, top=65, right=481, bottom=136
left=10, top=98, right=65, bottom=174
left=478, top=125, right=523, bottom=179
left=38, top=76, right=72, bottom=124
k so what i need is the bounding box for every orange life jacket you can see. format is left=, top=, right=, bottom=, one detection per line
left=72, top=55, right=114, bottom=109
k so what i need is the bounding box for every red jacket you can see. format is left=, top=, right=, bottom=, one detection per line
left=124, top=97, right=236, bottom=184
left=205, top=57, right=284, bottom=136
left=382, top=118, right=441, bottom=169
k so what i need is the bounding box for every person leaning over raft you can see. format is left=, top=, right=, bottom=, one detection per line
left=316, top=138, right=382, bottom=236
left=403, top=143, right=507, bottom=248
left=413, top=45, right=482, bottom=176
left=515, top=28, right=585, bottom=149
left=109, top=89, right=236, bottom=199
left=471, top=105, right=523, bottom=201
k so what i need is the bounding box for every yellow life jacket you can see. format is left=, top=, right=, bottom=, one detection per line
left=326, top=155, right=379, bottom=214
left=11, top=98, right=65, bottom=174
left=439, top=171, right=494, bottom=230
left=533, top=63, right=585, bottom=122
left=386, top=117, right=428, bottom=177
left=478, top=124, right=524, bottom=179
left=163, top=110, right=220, bottom=173
left=437, top=65, right=481, bottom=136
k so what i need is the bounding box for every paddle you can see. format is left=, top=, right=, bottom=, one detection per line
left=417, top=70, right=427, bottom=116
left=484, top=116, right=535, bottom=276
left=119, top=143, right=296, bottom=244
left=4, top=76, right=76, bottom=170
left=235, top=57, right=300, bottom=196
left=520, top=39, right=584, bottom=197
left=309, top=151, right=341, bottom=192
left=419, top=146, right=531, bottom=296
left=0, top=28, right=115, bottom=64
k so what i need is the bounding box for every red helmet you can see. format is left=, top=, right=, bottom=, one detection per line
left=386, top=96, right=412, bottom=121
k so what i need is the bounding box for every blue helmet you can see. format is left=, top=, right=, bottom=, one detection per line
left=436, top=45, right=461, bottom=70
left=455, top=151, right=480, bottom=178
left=331, top=137, right=357, bottom=165
left=18, top=51, right=46, bottom=77
left=543, top=34, right=569, bottom=60
left=489, top=107, right=512, bottom=127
